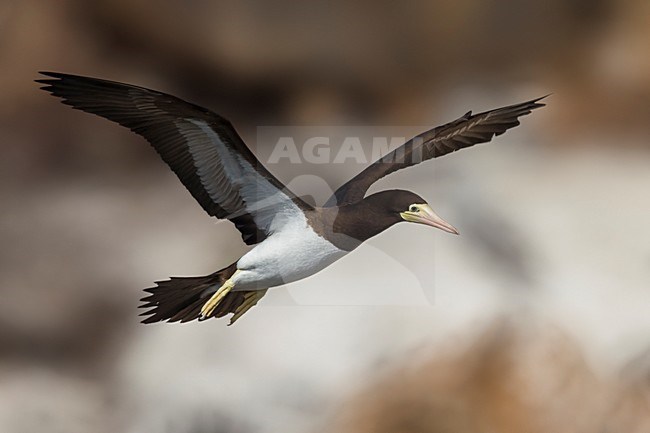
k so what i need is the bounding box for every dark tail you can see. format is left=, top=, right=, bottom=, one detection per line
left=139, top=262, right=257, bottom=324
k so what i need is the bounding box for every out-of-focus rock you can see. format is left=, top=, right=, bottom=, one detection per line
left=0, top=367, right=112, bottom=433
left=4, top=0, right=648, bottom=186
left=329, top=317, right=650, bottom=433
left=2, top=1, right=650, bottom=433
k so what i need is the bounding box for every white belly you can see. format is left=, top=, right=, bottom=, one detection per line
left=233, top=216, right=347, bottom=290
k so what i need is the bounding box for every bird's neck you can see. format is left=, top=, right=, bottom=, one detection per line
left=311, top=199, right=401, bottom=251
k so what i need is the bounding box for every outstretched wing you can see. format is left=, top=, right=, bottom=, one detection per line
left=327, top=97, right=546, bottom=206
left=37, top=72, right=311, bottom=245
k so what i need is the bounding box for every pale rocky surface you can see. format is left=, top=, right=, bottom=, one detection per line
left=2, top=1, right=650, bottom=432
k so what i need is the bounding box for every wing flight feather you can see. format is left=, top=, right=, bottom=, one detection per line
left=327, top=97, right=546, bottom=206
left=37, top=72, right=311, bottom=244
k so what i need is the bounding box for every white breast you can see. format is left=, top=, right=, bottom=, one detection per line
left=233, top=209, right=347, bottom=290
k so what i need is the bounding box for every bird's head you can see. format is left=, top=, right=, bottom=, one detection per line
left=328, top=190, right=458, bottom=250
left=369, top=190, right=459, bottom=235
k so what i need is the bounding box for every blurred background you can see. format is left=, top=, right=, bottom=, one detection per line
left=2, top=1, right=650, bottom=432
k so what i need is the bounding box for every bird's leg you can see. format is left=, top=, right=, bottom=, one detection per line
left=228, top=289, right=268, bottom=326
left=199, top=270, right=241, bottom=321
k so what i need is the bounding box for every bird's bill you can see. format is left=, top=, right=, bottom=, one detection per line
left=400, top=204, right=459, bottom=235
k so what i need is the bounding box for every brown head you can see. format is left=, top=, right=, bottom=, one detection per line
left=322, top=190, right=458, bottom=251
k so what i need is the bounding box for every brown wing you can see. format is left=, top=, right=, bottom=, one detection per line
left=327, top=97, right=546, bottom=206
left=37, top=72, right=312, bottom=244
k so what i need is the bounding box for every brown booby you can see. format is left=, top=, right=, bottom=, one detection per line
left=37, top=72, right=545, bottom=325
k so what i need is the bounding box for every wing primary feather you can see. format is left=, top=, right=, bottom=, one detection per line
left=327, top=96, right=547, bottom=206
left=37, top=71, right=311, bottom=245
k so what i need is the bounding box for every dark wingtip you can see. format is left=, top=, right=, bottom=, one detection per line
left=35, top=72, right=69, bottom=94
left=140, top=315, right=158, bottom=324
left=35, top=71, right=65, bottom=83
left=529, top=94, right=551, bottom=108
left=38, top=71, right=58, bottom=77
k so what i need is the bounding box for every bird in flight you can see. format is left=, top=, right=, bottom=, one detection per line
left=37, top=72, right=545, bottom=325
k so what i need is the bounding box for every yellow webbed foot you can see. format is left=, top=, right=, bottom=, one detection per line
left=229, top=289, right=268, bottom=325
left=199, top=271, right=240, bottom=321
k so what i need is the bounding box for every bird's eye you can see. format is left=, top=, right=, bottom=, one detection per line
left=409, top=205, right=419, bottom=212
